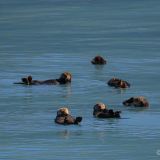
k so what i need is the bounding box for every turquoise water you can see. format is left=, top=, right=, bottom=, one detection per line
left=0, top=0, right=160, bottom=159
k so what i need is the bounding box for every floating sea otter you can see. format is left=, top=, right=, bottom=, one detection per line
left=123, top=96, right=149, bottom=107
left=91, top=56, right=107, bottom=65
left=14, top=72, right=72, bottom=85
left=93, top=103, right=121, bottom=118
left=107, top=77, right=130, bottom=88
left=55, top=107, right=82, bottom=125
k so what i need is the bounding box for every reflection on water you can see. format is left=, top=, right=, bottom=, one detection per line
left=55, top=128, right=84, bottom=139
left=56, top=129, right=71, bottom=139
left=93, top=65, right=105, bottom=70
left=60, top=84, right=72, bottom=98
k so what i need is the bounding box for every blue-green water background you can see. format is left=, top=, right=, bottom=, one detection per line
left=0, top=0, right=160, bottom=159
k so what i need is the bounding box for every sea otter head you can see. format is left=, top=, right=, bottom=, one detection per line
left=91, top=56, right=106, bottom=65
left=57, top=107, right=69, bottom=116
left=93, top=103, right=107, bottom=115
left=118, top=80, right=129, bottom=88
left=59, top=72, right=72, bottom=83
left=133, top=96, right=149, bottom=107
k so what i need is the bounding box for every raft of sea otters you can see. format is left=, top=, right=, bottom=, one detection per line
left=14, top=55, right=149, bottom=125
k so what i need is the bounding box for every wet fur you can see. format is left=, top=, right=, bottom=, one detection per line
left=91, top=56, right=107, bottom=65
left=108, top=78, right=130, bottom=88
left=14, top=72, right=72, bottom=85
left=123, top=97, right=149, bottom=107
left=93, top=103, right=121, bottom=118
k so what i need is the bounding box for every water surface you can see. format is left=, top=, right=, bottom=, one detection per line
left=0, top=0, right=160, bottom=159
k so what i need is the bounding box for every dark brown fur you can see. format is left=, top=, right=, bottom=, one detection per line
left=108, top=78, right=130, bottom=88
left=14, top=72, right=72, bottom=85
left=123, top=96, right=149, bottom=107
left=55, top=115, right=82, bottom=125
left=93, top=104, right=121, bottom=118
left=91, top=56, right=107, bottom=65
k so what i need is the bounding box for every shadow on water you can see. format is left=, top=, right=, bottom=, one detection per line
left=92, top=117, right=122, bottom=129
left=54, top=128, right=83, bottom=139
left=59, top=84, right=72, bottom=98
left=113, top=88, right=130, bottom=94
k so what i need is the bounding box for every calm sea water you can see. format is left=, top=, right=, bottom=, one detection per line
left=0, top=0, right=160, bottom=159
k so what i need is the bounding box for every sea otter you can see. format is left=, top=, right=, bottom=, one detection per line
left=14, top=72, right=72, bottom=85
left=123, top=96, right=149, bottom=107
left=93, top=103, right=121, bottom=118
left=55, top=107, right=82, bottom=125
left=107, top=77, right=130, bottom=88
left=91, top=56, right=107, bottom=65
